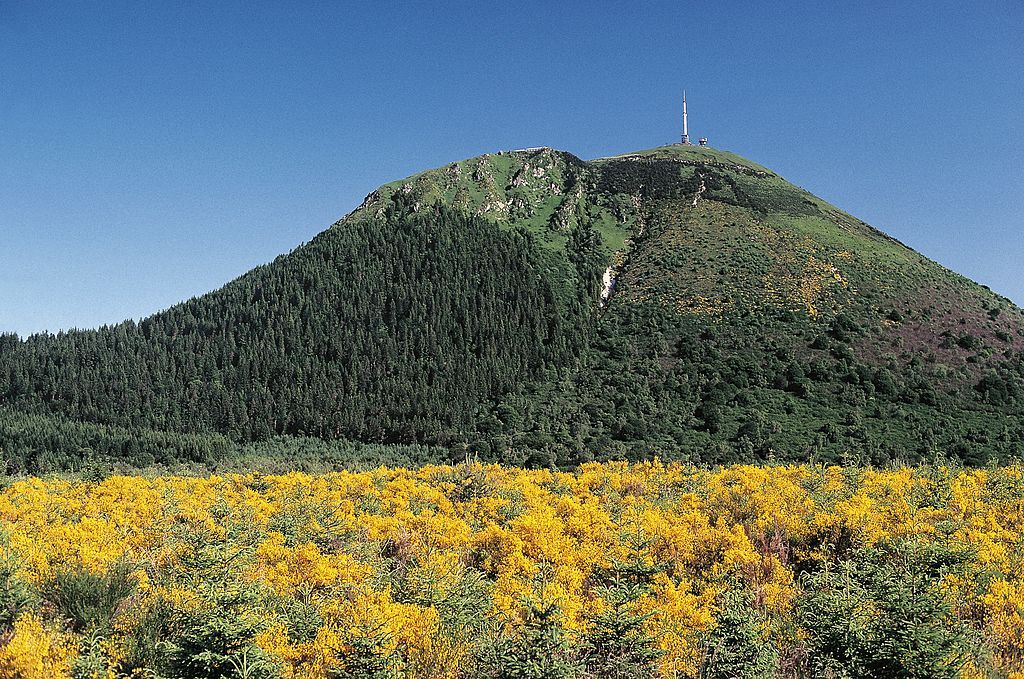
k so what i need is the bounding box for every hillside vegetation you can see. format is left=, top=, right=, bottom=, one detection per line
left=0, top=462, right=1022, bottom=678
left=2, top=145, right=1023, bottom=470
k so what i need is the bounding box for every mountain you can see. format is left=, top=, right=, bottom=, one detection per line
left=2, top=144, right=1023, bottom=472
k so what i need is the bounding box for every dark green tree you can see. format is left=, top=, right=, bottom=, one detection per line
left=798, top=541, right=973, bottom=679
left=577, top=577, right=663, bottom=679
left=474, top=598, right=579, bottom=679
left=699, top=587, right=777, bottom=679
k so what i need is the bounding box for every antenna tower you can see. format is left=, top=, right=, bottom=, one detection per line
left=681, top=90, right=691, bottom=145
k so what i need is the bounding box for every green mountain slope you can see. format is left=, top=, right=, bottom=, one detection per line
left=2, top=144, right=1023, bottom=471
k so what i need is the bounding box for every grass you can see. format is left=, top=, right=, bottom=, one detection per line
left=592, top=144, right=775, bottom=174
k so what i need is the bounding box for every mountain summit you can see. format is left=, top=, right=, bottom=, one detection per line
left=2, top=144, right=1023, bottom=470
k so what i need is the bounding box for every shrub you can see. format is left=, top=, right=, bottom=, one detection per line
left=161, top=597, right=279, bottom=679
left=474, top=599, right=579, bottom=679
left=46, top=562, right=135, bottom=632
left=577, top=578, right=663, bottom=678
left=700, top=587, right=777, bottom=679
left=798, top=541, right=973, bottom=678
left=0, top=540, right=37, bottom=632
left=327, top=630, right=398, bottom=679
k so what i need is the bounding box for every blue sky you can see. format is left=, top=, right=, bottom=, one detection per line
left=2, top=1, right=1022, bottom=336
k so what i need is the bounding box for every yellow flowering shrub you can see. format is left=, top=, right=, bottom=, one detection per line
left=0, top=462, right=1020, bottom=677
left=0, top=614, right=75, bottom=678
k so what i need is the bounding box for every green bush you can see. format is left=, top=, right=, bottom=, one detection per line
left=798, top=540, right=973, bottom=678
left=474, top=599, right=579, bottom=679
left=161, top=595, right=280, bottom=679
left=699, top=587, right=777, bottom=679
left=160, top=513, right=280, bottom=679
left=0, top=542, right=37, bottom=631
left=577, top=578, right=663, bottom=679
left=71, top=629, right=111, bottom=679
left=327, top=630, right=398, bottom=679
left=115, top=596, right=175, bottom=677
left=46, top=561, right=136, bottom=632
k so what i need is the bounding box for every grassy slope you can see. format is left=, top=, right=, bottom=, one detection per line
left=357, top=142, right=1024, bottom=378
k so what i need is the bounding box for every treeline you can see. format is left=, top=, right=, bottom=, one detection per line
left=0, top=408, right=231, bottom=473
left=0, top=408, right=454, bottom=475
left=0, top=197, right=588, bottom=447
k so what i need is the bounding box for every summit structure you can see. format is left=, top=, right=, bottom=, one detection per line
left=681, top=90, right=691, bottom=145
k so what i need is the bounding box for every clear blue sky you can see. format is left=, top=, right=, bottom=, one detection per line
left=2, top=1, right=1022, bottom=336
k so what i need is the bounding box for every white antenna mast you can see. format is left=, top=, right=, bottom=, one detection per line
left=681, top=90, right=690, bottom=145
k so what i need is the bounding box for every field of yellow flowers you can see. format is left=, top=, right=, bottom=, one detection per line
left=0, top=462, right=1022, bottom=678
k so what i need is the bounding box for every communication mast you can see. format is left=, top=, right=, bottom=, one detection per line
left=681, top=90, right=691, bottom=145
